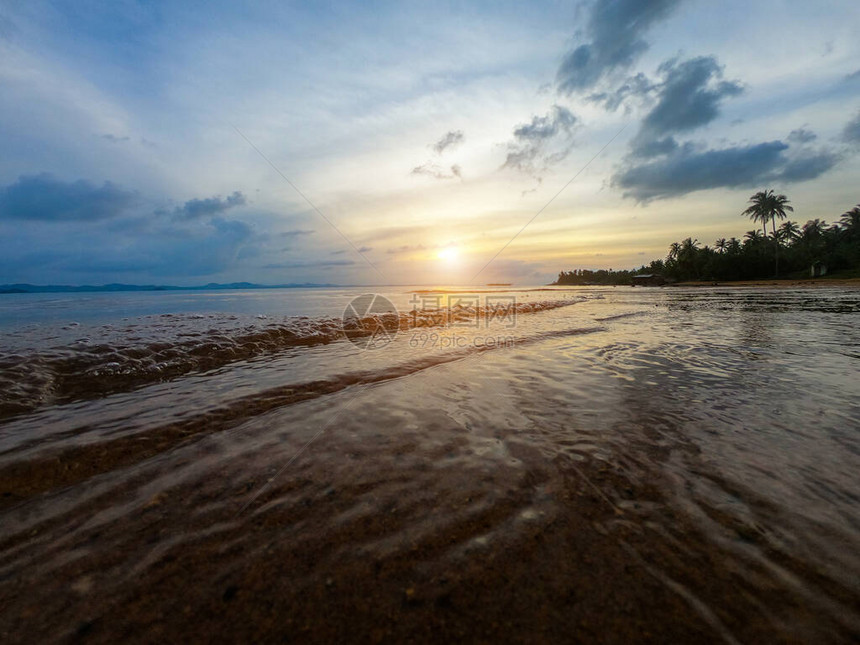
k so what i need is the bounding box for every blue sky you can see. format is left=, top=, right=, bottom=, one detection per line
left=1, top=0, right=859, bottom=285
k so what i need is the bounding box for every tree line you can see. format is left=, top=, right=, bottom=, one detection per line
left=555, top=192, right=860, bottom=285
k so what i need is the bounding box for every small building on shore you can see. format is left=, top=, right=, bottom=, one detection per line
left=631, top=273, right=665, bottom=287
left=810, top=261, right=827, bottom=278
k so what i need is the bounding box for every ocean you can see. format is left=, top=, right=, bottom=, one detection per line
left=1, top=285, right=859, bottom=642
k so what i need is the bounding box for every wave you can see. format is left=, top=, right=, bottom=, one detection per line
left=0, top=324, right=603, bottom=506
left=0, top=299, right=583, bottom=420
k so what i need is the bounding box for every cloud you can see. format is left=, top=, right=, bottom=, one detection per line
left=432, top=130, right=465, bottom=154
left=411, top=163, right=462, bottom=180
left=279, top=229, right=314, bottom=238
left=171, top=191, right=246, bottom=219
left=501, top=105, right=578, bottom=177
left=613, top=141, right=839, bottom=202
left=845, top=69, right=860, bottom=83
left=556, top=0, right=683, bottom=94
left=787, top=128, right=817, bottom=144
left=263, top=259, right=355, bottom=269
left=3, top=213, right=260, bottom=279
left=587, top=72, right=655, bottom=111
left=0, top=173, right=138, bottom=221
left=145, top=217, right=257, bottom=276
left=609, top=53, right=840, bottom=202
left=387, top=244, right=426, bottom=255
left=844, top=109, right=860, bottom=144
left=332, top=245, right=372, bottom=255
left=101, top=133, right=130, bottom=144
left=777, top=152, right=841, bottom=182
left=631, top=56, right=742, bottom=157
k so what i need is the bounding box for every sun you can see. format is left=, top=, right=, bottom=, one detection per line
left=437, top=247, right=459, bottom=262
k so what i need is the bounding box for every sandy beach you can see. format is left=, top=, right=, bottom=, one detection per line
left=1, top=286, right=859, bottom=643
left=674, top=277, right=860, bottom=288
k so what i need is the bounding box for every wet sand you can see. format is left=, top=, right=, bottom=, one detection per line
left=675, top=277, right=860, bottom=288
left=2, top=286, right=859, bottom=643
left=4, top=427, right=851, bottom=644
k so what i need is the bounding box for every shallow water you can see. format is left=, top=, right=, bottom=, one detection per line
left=1, top=285, right=859, bottom=643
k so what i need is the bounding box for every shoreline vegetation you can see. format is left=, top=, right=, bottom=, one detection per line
left=555, top=194, right=860, bottom=287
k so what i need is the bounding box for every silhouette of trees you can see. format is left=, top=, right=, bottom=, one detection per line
left=742, top=190, right=793, bottom=277
left=554, top=202, right=860, bottom=285
left=840, top=206, right=860, bottom=239
left=778, top=221, right=800, bottom=244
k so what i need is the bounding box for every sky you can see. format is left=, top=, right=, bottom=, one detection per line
left=1, top=0, right=859, bottom=286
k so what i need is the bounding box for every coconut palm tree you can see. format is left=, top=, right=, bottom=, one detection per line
left=677, top=238, right=699, bottom=279
left=742, top=189, right=793, bottom=276
left=778, top=220, right=800, bottom=245
left=744, top=230, right=765, bottom=246
left=840, top=205, right=860, bottom=240
left=801, top=219, right=826, bottom=239
left=667, top=241, right=681, bottom=262
left=715, top=238, right=728, bottom=253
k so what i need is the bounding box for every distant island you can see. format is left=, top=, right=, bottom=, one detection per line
left=0, top=282, right=339, bottom=295
left=555, top=195, right=860, bottom=286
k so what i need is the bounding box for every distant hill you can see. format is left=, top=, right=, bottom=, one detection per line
left=0, top=282, right=339, bottom=294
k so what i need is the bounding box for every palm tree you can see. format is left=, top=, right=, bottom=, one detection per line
left=728, top=237, right=741, bottom=254
left=778, top=220, right=800, bottom=245
left=678, top=238, right=700, bottom=279
left=667, top=241, right=681, bottom=262
left=801, top=219, right=826, bottom=240
left=840, top=205, right=860, bottom=240
left=715, top=238, right=728, bottom=253
left=744, top=230, right=765, bottom=247
left=742, top=189, right=793, bottom=276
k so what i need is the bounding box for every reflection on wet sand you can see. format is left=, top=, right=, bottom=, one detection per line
left=1, top=286, right=859, bottom=643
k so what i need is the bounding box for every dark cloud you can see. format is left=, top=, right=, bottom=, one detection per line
left=1, top=213, right=259, bottom=279
left=845, top=69, right=860, bottom=83
left=0, top=173, right=138, bottom=221
left=787, top=128, right=817, bottom=144
left=432, top=130, right=465, bottom=154
left=632, top=136, right=679, bottom=158
left=587, top=72, right=655, bottom=111
left=151, top=217, right=256, bottom=276
left=631, top=56, right=742, bottom=156
left=844, top=109, right=860, bottom=144
left=172, top=191, right=246, bottom=219
left=615, top=141, right=785, bottom=201
left=777, top=152, right=841, bottom=182
left=556, top=0, right=683, bottom=94
left=411, top=163, right=462, bottom=180
left=279, top=229, right=314, bottom=238
left=613, top=141, right=839, bottom=202
left=607, top=51, right=840, bottom=201
left=502, top=106, right=578, bottom=177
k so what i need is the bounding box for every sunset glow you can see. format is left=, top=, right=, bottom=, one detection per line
left=437, top=247, right=459, bottom=263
